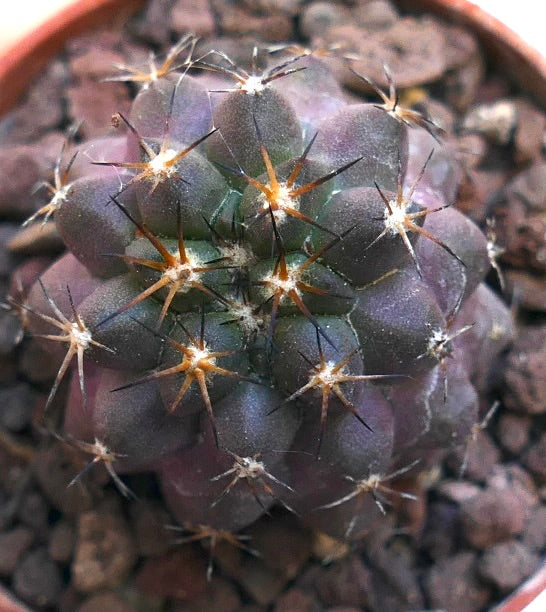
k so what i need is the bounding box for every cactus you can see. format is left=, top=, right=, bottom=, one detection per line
left=20, top=34, right=513, bottom=545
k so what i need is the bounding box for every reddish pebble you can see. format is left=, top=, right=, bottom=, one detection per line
left=479, top=540, right=540, bottom=593
left=447, top=431, right=500, bottom=482
left=49, top=521, right=76, bottom=563
left=13, top=547, right=63, bottom=608
left=72, top=499, right=136, bottom=592
left=522, top=505, right=546, bottom=551
left=460, top=487, right=528, bottom=549
left=523, top=433, right=546, bottom=483
left=0, top=528, right=34, bottom=575
left=497, top=413, right=532, bottom=454
left=172, top=0, right=216, bottom=37
left=424, top=551, right=491, bottom=612
left=504, top=326, right=546, bottom=414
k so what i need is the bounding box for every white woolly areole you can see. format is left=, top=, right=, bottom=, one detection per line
left=240, top=75, right=266, bottom=94
left=384, top=199, right=408, bottom=234
left=70, top=323, right=92, bottom=348
left=149, top=149, right=178, bottom=175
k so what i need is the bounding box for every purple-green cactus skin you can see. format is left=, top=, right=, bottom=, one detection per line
left=23, top=37, right=513, bottom=542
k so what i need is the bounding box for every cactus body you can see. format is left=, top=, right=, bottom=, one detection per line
left=25, top=41, right=513, bottom=539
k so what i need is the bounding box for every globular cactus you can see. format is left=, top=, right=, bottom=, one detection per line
left=21, top=34, right=514, bottom=544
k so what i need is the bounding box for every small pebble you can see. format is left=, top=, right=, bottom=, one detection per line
left=323, top=16, right=447, bottom=91
left=436, top=480, right=481, bottom=503
left=463, top=100, right=517, bottom=144
left=506, top=271, right=546, bottom=311
left=423, top=551, right=491, bottom=612
left=479, top=540, right=540, bottom=593
left=49, top=520, right=76, bottom=563
left=172, top=0, right=216, bottom=37
left=496, top=413, right=532, bottom=454
left=514, top=99, right=546, bottom=164
left=442, top=24, right=481, bottom=71
left=32, top=441, right=96, bottom=515
left=367, top=541, right=423, bottom=610
left=504, top=326, right=546, bottom=414
left=523, top=433, right=546, bottom=483
left=0, top=383, right=37, bottom=432
left=134, top=0, right=174, bottom=45
left=0, top=143, right=53, bottom=219
left=459, top=486, right=528, bottom=549
left=217, top=1, right=294, bottom=41
left=420, top=501, right=459, bottom=560
left=506, top=160, right=546, bottom=211
left=13, top=547, right=63, bottom=608
left=0, top=59, right=67, bottom=144
left=445, top=51, right=484, bottom=112
left=456, top=168, right=505, bottom=223
left=522, top=505, right=546, bottom=551
left=0, top=527, right=34, bottom=575
left=17, top=491, right=49, bottom=536
left=487, top=463, right=539, bottom=509
left=70, top=47, right=126, bottom=80
left=496, top=162, right=546, bottom=272
left=447, top=431, right=500, bottom=482
left=354, top=0, right=398, bottom=29
left=300, top=2, right=350, bottom=38
left=72, top=498, right=137, bottom=592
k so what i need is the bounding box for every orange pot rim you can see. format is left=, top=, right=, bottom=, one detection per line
left=0, top=0, right=144, bottom=116
left=1, top=0, right=546, bottom=117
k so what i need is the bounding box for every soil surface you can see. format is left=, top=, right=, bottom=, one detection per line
left=0, top=1, right=544, bottom=610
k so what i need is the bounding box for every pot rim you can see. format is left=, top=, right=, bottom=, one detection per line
left=0, top=0, right=143, bottom=116
left=1, top=0, right=546, bottom=117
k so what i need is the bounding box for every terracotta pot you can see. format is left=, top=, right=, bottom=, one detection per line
left=0, top=1, right=543, bottom=610
left=0, top=0, right=144, bottom=116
